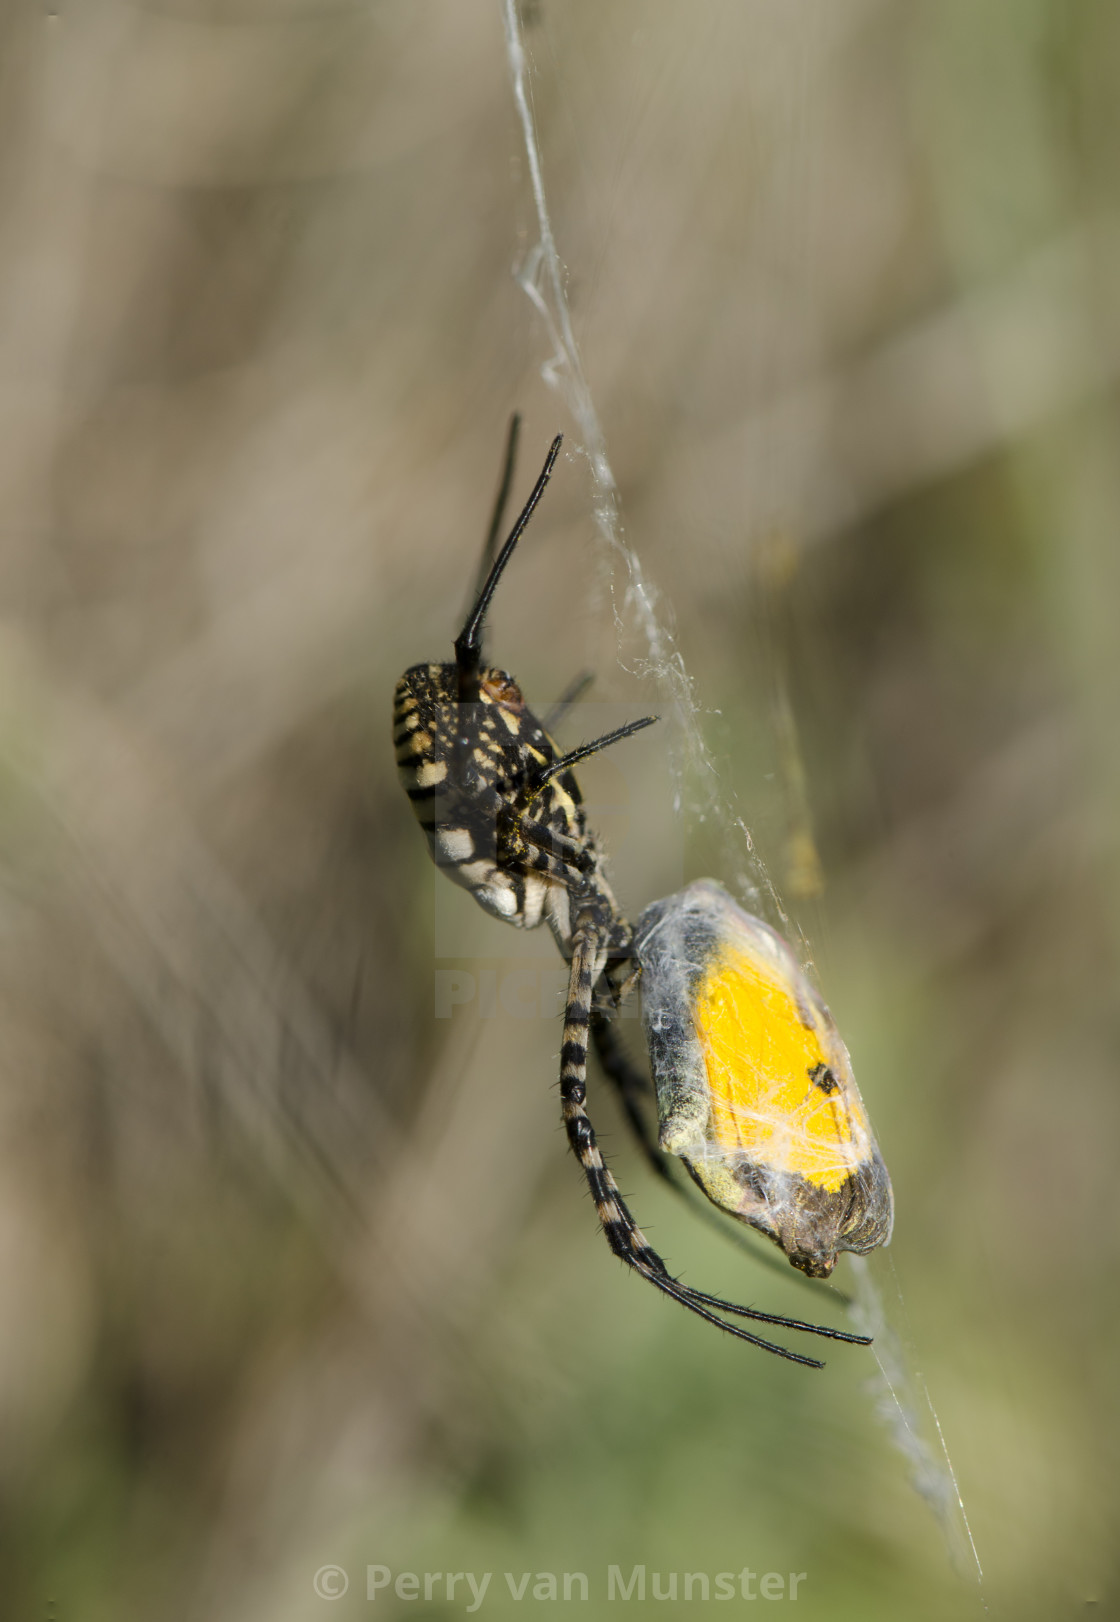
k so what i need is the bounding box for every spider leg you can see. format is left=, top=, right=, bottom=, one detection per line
left=511, top=813, right=596, bottom=876
left=455, top=436, right=563, bottom=702
left=470, top=411, right=522, bottom=607
left=589, top=1008, right=675, bottom=1189
left=589, top=949, right=658, bottom=1154
left=533, top=717, right=658, bottom=789
left=543, top=671, right=595, bottom=732
left=559, top=911, right=868, bottom=1364
left=467, top=785, right=595, bottom=880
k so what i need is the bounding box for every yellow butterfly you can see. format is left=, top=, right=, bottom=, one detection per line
left=637, top=881, right=893, bottom=1279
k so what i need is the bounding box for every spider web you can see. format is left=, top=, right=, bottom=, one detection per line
left=503, top=1, right=784, bottom=932
left=501, top=0, right=984, bottom=1598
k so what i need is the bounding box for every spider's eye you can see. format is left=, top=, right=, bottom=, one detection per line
left=480, top=671, right=524, bottom=709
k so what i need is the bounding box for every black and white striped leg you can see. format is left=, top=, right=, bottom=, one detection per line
left=588, top=1009, right=675, bottom=1188
left=508, top=812, right=596, bottom=877
left=465, top=785, right=595, bottom=880
left=558, top=911, right=870, bottom=1366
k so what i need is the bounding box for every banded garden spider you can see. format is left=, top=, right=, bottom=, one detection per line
left=393, top=421, right=886, bottom=1366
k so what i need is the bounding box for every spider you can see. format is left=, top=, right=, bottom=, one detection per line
left=393, top=419, right=878, bottom=1366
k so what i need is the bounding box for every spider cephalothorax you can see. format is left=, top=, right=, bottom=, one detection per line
left=394, top=658, right=604, bottom=942
left=393, top=419, right=876, bottom=1366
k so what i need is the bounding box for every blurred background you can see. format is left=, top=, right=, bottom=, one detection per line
left=0, top=1, right=1117, bottom=1617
